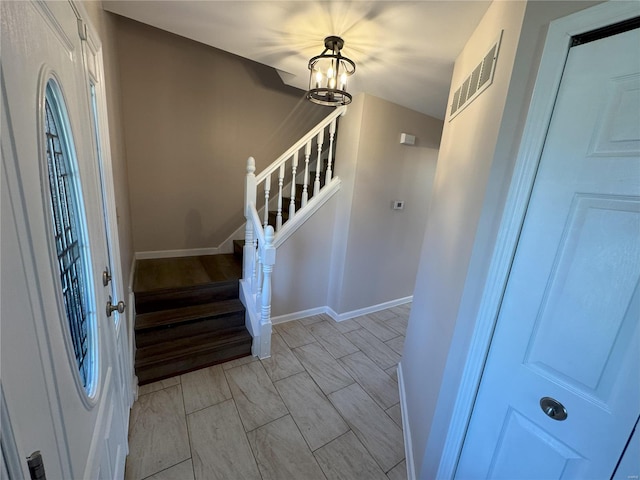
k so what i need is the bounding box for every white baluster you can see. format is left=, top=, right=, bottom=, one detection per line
left=244, top=157, right=257, bottom=285
left=302, top=141, right=311, bottom=207
left=243, top=221, right=253, bottom=282
left=289, top=151, right=298, bottom=219
left=326, top=119, right=336, bottom=185
left=263, top=173, right=271, bottom=227
left=252, top=227, right=259, bottom=295
left=314, top=130, right=324, bottom=197
left=276, top=164, right=285, bottom=231
left=260, top=226, right=276, bottom=358
left=256, top=253, right=263, bottom=297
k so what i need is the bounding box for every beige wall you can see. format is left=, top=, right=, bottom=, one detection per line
left=82, top=3, right=134, bottom=292
left=330, top=94, right=442, bottom=314
left=113, top=17, right=328, bottom=253
left=400, top=1, right=602, bottom=478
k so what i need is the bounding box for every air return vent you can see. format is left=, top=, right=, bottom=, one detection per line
left=449, top=31, right=503, bottom=121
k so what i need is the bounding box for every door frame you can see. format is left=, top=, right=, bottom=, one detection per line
left=71, top=0, right=135, bottom=413
left=437, top=2, right=640, bottom=478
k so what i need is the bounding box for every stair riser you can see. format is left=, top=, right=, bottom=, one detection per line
left=268, top=211, right=290, bottom=225
left=135, top=313, right=246, bottom=348
left=136, top=342, right=252, bottom=385
left=233, top=240, right=245, bottom=258
left=135, top=281, right=239, bottom=314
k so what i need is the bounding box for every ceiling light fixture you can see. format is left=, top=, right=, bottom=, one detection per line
left=307, top=36, right=355, bottom=106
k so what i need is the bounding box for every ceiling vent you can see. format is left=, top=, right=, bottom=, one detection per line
left=449, top=31, right=503, bottom=121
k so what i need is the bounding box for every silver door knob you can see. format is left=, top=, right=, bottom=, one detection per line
left=106, top=296, right=125, bottom=317
left=540, top=397, right=567, bottom=421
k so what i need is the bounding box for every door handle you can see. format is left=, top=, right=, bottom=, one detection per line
left=106, top=295, right=125, bottom=317
left=540, top=397, right=567, bottom=421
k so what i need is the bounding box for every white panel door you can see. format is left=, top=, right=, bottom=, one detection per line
left=456, top=27, right=640, bottom=479
left=1, top=1, right=127, bottom=478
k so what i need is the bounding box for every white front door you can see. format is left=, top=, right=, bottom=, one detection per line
left=456, top=25, right=640, bottom=479
left=1, top=1, right=127, bottom=478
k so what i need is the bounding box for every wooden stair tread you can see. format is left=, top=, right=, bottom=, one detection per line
left=135, top=298, right=244, bottom=331
left=134, top=254, right=241, bottom=293
left=135, top=326, right=252, bottom=368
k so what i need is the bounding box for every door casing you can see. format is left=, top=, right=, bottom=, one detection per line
left=74, top=0, right=135, bottom=427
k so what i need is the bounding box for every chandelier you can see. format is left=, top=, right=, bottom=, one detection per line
left=306, top=36, right=356, bottom=106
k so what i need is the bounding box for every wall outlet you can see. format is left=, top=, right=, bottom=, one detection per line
left=392, top=200, right=405, bottom=210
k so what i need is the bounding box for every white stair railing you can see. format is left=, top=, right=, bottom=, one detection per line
left=242, top=161, right=275, bottom=358
left=241, top=106, right=347, bottom=358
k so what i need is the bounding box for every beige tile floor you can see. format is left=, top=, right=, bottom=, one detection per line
left=125, top=304, right=410, bottom=480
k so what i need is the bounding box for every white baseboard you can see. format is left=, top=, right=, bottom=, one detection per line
left=135, top=246, right=221, bottom=260
left=218, top=221, right=247, bottom=254
left=270, top=296, right=413, bottom=325
left=327, top=296, right=413, bottom=322
left=134, top=223, right=247, bottom=260
left=398, top=362, right=416, bottom=480
left=271, top=306, right=329, bottom=325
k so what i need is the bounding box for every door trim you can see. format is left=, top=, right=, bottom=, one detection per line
left=71, top=0, right=134, bottom=410
left=438, top=2, right=640, bottom=478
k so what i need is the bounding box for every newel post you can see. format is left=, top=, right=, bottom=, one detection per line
left=259, top=225, right=276, bottom=358
left=243, top=157, right=256, bottom=282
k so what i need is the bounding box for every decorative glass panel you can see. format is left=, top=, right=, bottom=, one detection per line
left=44, top=80, right=95, bottom=392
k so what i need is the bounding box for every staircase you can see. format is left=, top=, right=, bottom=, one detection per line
left=132, top=106, right=347, bottom=384
left=132, top=253, right=252, bottom=385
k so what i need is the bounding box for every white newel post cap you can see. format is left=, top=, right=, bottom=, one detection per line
left=247, top=156, right=256, bottom=174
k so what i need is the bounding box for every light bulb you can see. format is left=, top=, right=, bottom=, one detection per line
left=340, top=72, right=347, bottom=90
left=315, top=71, right=322, bottom=88
left=327, top=67, right=334, bottom=79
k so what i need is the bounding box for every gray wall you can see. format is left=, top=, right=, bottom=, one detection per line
left=400, top=1, right=602, bottom=478
left=113, top=17, right=328, bottom=253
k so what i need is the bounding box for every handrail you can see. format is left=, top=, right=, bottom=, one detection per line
left=255, top=105, right=347, bottom=184
left=241, top=105, right=347, bottom=359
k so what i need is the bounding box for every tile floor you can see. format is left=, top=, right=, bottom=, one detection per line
left=125, top=303, right=410, bottom=480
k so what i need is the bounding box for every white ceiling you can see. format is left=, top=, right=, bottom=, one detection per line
left=103, top=1, right=491, bottom=119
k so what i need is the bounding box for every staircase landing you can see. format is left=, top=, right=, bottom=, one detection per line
left=133, top=254, right=251, bottom=385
